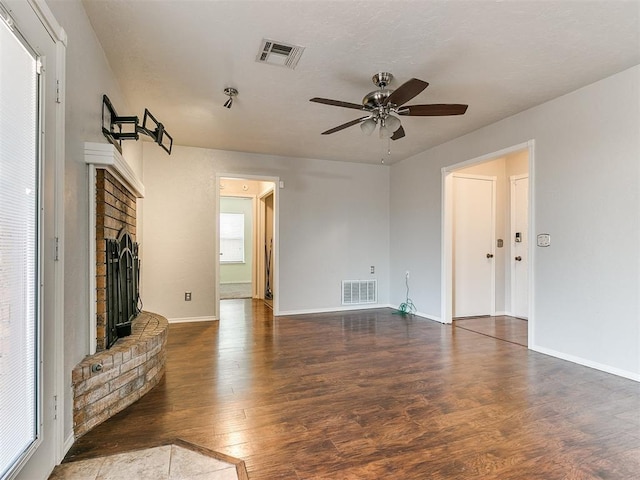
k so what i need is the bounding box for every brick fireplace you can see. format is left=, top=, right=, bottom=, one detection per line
left=72, top=143, right=168, bottom=438
left=96, top=168, right=137, bottom=350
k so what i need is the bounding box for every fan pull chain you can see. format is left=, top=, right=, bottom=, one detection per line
left=381, top=138, right=392, bottom=164
left=384, top=138, right=391, bottom=164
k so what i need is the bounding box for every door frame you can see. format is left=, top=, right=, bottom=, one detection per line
left=256, top=187, right=275, bottom=302
left=215, top=173, right=279, bottom=317
left=441, top=141, right=535, bottom=346
left=451, top=173, right=497, bottom=318
left=3, top=0, right=67, bottom=477
left=510, top=174, right=529, bottom=320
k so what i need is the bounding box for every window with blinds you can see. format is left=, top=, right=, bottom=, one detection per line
left=0, top=10, right=40, bottom=479
left=219, top=213, right=245, bottom=263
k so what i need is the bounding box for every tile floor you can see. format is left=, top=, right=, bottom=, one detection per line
left=49, top=444, right=240, bottom=480
left=219, top=282, right=252, bottom=299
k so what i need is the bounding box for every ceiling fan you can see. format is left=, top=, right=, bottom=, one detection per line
left=310, top=72, right=468, bottom=140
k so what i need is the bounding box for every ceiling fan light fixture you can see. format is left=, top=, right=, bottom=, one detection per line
left=385, top=114, right=401, bottom=132
left=309, top=72, right=468, bottom=141
left=360, top=117, right=377, bottom=135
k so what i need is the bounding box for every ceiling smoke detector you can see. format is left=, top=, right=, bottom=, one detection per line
left=256, top=39, right=305, bottom=69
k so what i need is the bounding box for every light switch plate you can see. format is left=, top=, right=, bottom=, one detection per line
left=537, top=234, right=551, bottom=247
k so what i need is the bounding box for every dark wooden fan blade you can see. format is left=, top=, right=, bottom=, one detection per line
left=321, top=116, right=369, bottom=135
left=390, top=125, right=405, bottom=141
left=385, top=78, right=429, bottom=107
left=398, top=104, right=468, bottom=116
left=310, top=97, right=364, bottom=110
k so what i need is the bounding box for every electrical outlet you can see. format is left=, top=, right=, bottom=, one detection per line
left=370, top=266, right=375, bottom=274
left=185, top=292, right=192, bottom=301
left=406, top=271, right=410, bottom=278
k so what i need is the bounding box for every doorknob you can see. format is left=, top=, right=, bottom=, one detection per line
left=486, top=253, right=494, bottom=259
left=515, top=256, right=522, bottom=261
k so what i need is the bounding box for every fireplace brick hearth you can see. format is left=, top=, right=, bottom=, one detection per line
left=72, top=311, right=168, bottom=438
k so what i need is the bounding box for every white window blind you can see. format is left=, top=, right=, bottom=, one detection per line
left=0, top=12, right=39, bottom=479
left=220, top=213, right=245, bottom=263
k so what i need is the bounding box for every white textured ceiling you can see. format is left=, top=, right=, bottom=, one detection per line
left=81, top=0, right=640, bottom=165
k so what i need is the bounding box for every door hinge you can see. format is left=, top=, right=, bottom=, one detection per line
left=56, top=79, right=61, bottom=104
left=53, top=395, right=58, bottom=420
left=54, top=237, right=60, bottom=261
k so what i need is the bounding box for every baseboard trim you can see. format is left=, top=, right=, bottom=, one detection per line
left=168, top=316, right=219, bottom=324
left=413, top=310, right=444, bottom=323
left=63, top=432, right=74, bottom=457
left=219, top=281, right=252, bottom=285
left=278, top=304, right=394, bottom=317
left=530, top=344, right=640, bottom=382
left=277, top=305, right=444, bottom=324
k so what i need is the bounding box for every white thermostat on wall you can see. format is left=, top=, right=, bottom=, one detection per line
left=537, top=233, right=551, bottom=247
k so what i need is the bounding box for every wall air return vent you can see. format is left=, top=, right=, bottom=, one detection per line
left=256, top=39, right=305, bottom=69
left=342, top=280, right=377, bottom=306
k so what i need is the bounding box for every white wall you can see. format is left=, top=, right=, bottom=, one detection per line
left=46, top=0, right=142, bottom=442
left=391, top=65, right=640, bottom=379
left=141, top=144, right=390, bottom=319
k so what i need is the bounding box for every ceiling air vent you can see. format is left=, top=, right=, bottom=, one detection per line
left=256, top=39, right=305, bottom=69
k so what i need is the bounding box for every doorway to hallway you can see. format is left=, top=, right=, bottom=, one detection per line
left=217, top=176, right=277, bottom=315
left=442, top=142, right=532, bottom=347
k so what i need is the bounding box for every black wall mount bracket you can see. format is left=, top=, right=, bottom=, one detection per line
left=101, top=94, right=173, bottom=155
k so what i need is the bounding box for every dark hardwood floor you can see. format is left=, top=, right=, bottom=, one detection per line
left=454, top=315, right=528, bottom=346
left=65, top=300, right=640, bottom=479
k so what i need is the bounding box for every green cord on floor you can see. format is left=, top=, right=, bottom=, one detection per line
left=395, top=273, right=416, bottom=316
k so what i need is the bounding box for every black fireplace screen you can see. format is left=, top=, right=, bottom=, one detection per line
left=106, top=230, right=141, bottom=349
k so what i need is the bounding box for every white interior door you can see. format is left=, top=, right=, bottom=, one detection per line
left=511, top=175, right=529, bottom=319
left=453, top=174, right=496, bottom=317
